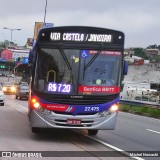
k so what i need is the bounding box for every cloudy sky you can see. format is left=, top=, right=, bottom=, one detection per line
left=0, top=0, right=160, bottom=48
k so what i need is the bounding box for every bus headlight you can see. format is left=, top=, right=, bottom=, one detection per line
left=98, top=103, right=119, bottom=117
left=33, top=102, right=40, bottom=109
left=31, top=98, right=42, bottom=110
left=110, top=104, right=119, bottom=112
left=32, top=101, right=45, bottom=112
left=37, top=106, right=51, bottom=115
left=31, top=97, right=51, bottom=115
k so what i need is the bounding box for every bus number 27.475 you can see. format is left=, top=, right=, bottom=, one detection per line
left=84, top=107, right=99, bottom=112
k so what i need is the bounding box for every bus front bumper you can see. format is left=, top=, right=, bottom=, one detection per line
left=29, top=109, right=118, bottom=130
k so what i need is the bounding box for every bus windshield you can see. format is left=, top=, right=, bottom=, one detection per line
left=34, top=47, right=122, bottom=95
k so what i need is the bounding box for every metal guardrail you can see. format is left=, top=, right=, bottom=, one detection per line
left=120, top=99, right=160, bottom=109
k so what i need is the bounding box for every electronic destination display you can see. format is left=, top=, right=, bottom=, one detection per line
left=50, top=32, right=112, bottom=42
left=38, top=26, right=124, bottom=45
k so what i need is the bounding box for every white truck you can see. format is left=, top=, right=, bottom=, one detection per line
left=120, top=81, right=160, bottom=103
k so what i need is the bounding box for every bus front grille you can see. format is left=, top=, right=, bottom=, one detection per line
left=35, top=91, right=119, bottom=105
left=52, top=111, right=98, bottom=115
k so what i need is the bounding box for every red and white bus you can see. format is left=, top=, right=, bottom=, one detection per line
left=28, top=26, right=127, bottom=135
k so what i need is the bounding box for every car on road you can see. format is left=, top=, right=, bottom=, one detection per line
left=2, top=82, right=16, bottom=94
left=15, top=83, right=29, bottom=100
left=0, top=84, right=4, bottom=106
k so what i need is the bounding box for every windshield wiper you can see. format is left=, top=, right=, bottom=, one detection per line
left=58, top=43, right=72, bottom=70
left=84, top=43, right=104, bottom=70
left=83, top=43, right=104, bottom=80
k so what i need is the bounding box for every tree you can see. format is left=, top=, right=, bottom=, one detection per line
left=146, top=44, right=159, bottom=49
left=133, top=48, right=149, bottom=59
left=0, top=40, right=10, bottom=49
left=0, top=42, right=5, bottom=48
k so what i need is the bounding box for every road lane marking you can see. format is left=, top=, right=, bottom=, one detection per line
left=87, top=136, right=145, bottom=160
left=5, top=98, right=28, bottom=110
left=146, top=129, right=160, bottom=135
left=18, top=104, right=28, bottom=110
left=72, top=132, right=144, bottom=160
left=120, top=112, right=160, bottom=122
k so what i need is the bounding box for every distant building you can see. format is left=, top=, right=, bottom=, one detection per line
left=1, top=49, right=12, bottom=60
left=145, top=49, right=160, bottom=57
left=1, top=49, right=29, bottom=61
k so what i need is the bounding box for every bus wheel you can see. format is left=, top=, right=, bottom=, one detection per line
left=15, top=95, right=18, bottom=99
left=88, top=129, right=98, bottom=135
left=32, top=127, right=40, bottom=133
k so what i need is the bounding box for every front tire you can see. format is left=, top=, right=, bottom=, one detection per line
left=88, top=129, right=98, bottom=135
left=32, top=127, right=40, bottom=133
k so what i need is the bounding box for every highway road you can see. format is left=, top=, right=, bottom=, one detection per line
left=1, top=94, right=160, bottom=160
left=90, top=112, right=160, bottom=160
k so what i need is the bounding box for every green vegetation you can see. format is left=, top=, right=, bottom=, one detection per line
left=119, top=104, right=160, bottom=118
left=152, top=55, right=160, bottom=62
left=127, top=45, right=160, bottom=63
left=133, top=48, right=149, bottom=60
left=147, top=44, right=160, bottom=49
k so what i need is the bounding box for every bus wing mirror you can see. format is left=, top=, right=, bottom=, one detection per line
left=29, top=50, right=33, bottom=64
left=123, top=61, right=128, bottom=75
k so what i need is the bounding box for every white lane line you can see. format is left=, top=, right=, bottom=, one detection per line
left=18, top=104, right=28, bottom=110
left=147, top=129, right=160, bottom=135
left=6, top=98, right=28, bottom=110
left=86, top=136, right=145, bottom=160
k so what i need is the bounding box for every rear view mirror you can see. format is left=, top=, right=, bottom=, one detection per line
left=29, top=49, right=33, bottom=64
left=123, top=61, right=128, bottom=75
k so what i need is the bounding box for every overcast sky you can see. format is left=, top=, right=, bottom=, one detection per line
left=0, top=0, right=160, bottom=48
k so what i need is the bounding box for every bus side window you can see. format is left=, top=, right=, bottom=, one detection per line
left=47, top=70, right=56, bottom=82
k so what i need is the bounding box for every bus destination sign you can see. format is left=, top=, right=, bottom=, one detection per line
left=49, top=32, right=112, bottom=43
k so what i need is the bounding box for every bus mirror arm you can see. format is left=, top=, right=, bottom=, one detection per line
left=120, top=83, right=124, bottom=92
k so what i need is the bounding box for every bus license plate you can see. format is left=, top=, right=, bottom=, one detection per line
left=67, top=119, right=81, bottom=125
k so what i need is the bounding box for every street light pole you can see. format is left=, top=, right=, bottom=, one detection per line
left=1, top=33, right=5, bottom=48
left=1, top=33, right=5, bottom=42
left=43, top=0, right=48, bottom=27
left=3, top=27, right=21, bottom=48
